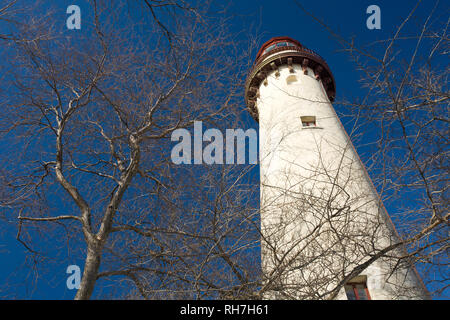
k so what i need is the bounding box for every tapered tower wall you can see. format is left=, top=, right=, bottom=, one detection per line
left=246, top=38, right=429, bottom=300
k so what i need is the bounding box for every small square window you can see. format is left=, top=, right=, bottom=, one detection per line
left=345, top=276, right=371, bottom=300
left=301, top=116, right=316, bottom=127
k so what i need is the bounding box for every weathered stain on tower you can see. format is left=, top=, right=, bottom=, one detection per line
left=245, top=37, right=429, bottom=300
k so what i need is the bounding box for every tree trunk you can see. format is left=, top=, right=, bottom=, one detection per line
left=75, top=245, right=102, bottom=300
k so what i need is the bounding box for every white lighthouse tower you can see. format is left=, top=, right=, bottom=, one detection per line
left=245, top=37, right=429, bottom=300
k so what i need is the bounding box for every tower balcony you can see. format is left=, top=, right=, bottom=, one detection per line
left=245, top=37, right=336, bottom=121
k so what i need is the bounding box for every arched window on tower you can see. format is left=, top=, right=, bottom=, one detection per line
left=286, top=75, right=298, bottom=85
left=344, top=276, right=371, bottom=300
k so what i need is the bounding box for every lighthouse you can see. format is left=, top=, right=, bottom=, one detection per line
left=245, top=37, right=429, bottom=300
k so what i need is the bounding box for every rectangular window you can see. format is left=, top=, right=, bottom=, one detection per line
left=263, top=44, right=276, bottom=55
left=301, top=116, right=316, bottom=127
left=345, top=276, right=371, bottom=300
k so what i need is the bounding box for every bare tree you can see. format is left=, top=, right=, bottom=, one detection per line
left=0, top=0, right=256, bottom=299
left=0, top=1, right=17, bottom=40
